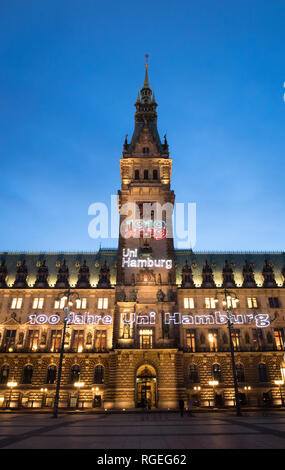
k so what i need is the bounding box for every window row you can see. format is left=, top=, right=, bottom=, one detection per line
left=10, top=297, right=109, bottom=310
left=134, top=169, right=159, bottom=181
left=185, top=328, right=285, bottom=352
left=183, top=296, right=281, bottom=309
left=0, top=364, right=105, bottom=385
left=189, top=363, right=270, bottom=384
left=1, top=329, right=107, bottom=353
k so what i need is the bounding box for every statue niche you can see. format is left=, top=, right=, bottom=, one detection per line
left=0, top=260, right=8, bottom=288
left=55, top=260, right=70, bottom=289
left=34, top=260, right=49, bottom=289
left=97, top=261, right=111, bottom=288
left=13, top=260, right=28, bottom=288
left=76, top=260, right=91, bottom=288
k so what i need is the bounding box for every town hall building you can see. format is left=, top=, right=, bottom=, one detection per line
left=0, top=65, right=285, bottom=410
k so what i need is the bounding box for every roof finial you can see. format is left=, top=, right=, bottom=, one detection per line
left=145, top=53, right=149, bottom=68
left=143, top=53, right=150, bottom=88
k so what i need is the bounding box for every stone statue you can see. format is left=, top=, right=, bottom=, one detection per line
left=129, top=290, right=137, bottom=302
left=157, top=289, right=165, bottom=302
left=119, top=290, right=126, bottom=302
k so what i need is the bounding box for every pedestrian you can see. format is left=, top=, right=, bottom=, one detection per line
left=179, top=399, right=184, bottom=417
left=187, top=397, right=192, bottom=416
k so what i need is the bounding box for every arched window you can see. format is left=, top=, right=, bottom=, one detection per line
left=258, top=363, right=269, bottom=382
left=70, top=365, right=80, bottom=384
left=22, top=365, right=33, bottom=384
left=236, top=363, right=245, bottom=382
left=212, top=363, right=222, bottom=382
left=46, top=365, right=57, bottom=384
left=94, top=365, right=104, bottom=384
left=144, top=170, right=148, bottom=180
left=189, top=364, right=199, bottom=383
left=153, top=169, right=158, bottom=180
left=134, top=170, right=140, bottom=180
left=0, top=365, right=9, bottom=385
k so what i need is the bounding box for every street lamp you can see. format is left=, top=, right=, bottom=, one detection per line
left=244, top=385, right=251, bottom=406
left=274, top=380, right=284, bottom=406
left=7, top=381, right=17, bottom=408
left=74, top=381, right=85, bottom=409
left=41, top=388, right=48, bottom=408
left=209, top=380, right=219, bottom=407
left=53, top=289, right=80, bottom=418
left=216, top=288, right=242, bottom=417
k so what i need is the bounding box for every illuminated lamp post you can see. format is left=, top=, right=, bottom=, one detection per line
left=215, top=289, right=242, bottom=417
left=41, top=388, right=48, bottom=408
left=274, top=380, right=284, bottom=406
left=208, top=380, right=219, bottom=407
left=7, top=381, right=18, bottom=408
left=53, top=289, right=80, bottom=419
left=74, top=381, right=85, bottom=409
left=244, top=386, right=251, bottom=406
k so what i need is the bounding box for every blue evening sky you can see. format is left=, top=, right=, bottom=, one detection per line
left=0, top=0, right=284, bottom=252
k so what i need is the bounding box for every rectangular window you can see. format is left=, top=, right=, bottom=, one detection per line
left=247, top=297, right=258, bottom=309
left=226, top=296, right=239, bottom=308
left=252, top=328, right=263, bottom=351
left=28, top=330, right=39, bottom=351
left=11, top=298, right=23, bottom=309
left=139, top=329, right=153, bottom=349
left=32, top=298, right=44, bottom=309
left=72, top=330, right=84, bottom=352
left=205, top=297, right=217, bottom=309
left=186, top=330, right=196, bottom=352
left=274, top=328, right=284, bottom=351
left=50, top=330, right=62, bottom=352
left=269, top=297, right=280, bottom=308
left=231, top=329, right=241, bottom=351
left=95, top=330, right=107, bottom=351
left=54, top=298, right=66, bottom=309
left=75, top=298, right=87, bottom=309
left=98, top=298, right=108, bottom=309
left=184, top=298, right=195, bottom=309
left=208, top=330, right=218, bottom=352
left=4, top=330, right=16, bottom=351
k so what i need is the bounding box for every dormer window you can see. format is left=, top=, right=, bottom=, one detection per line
left=143, top=147, right=149, bottom=154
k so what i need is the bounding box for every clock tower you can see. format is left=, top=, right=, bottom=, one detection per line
left=114, top=62, right=178, bottom=352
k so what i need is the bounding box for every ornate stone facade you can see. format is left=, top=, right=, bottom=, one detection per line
left=0, top=67, right=285, bottom=410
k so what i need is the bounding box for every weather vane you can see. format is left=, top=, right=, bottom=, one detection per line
left=145, top=53, right=149, bottom=68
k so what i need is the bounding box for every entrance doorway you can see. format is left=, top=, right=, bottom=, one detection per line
left=136, top=365, right=157, bottom=408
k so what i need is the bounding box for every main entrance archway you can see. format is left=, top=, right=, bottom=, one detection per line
left=136, top=364, right=157, bottom=408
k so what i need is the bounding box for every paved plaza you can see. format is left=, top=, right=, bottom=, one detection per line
left=0, top=411, right=285, bottom=449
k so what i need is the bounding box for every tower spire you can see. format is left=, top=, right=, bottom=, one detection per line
left=143, top=54, right=150, bottom=89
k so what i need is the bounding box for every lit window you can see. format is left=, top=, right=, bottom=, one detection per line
left=33, top=298, right=44, bottom=309
left=98, top=298, right=108, bottom=309
left=28, top=330, right=39, bottom=351
left=72, top=330, right=84, bottom=352
left=247, top=297, right=258, bottom=309
left=205, top=297, right=217, bottom=309
left=186, top=330, right=196, bottom=351
left=50, top=330, right=62, bottom=352
left=274, top=328, right=284, bottom=351
left=225, top=296, right=239, bottom=308
left=11, top=298, right=23, bottom=309
left=139, top=329, right=153, bottom=349
left=184, top=298, right=195, bottom=309
left=54, top=298, right=66, bottom=309
left=231, top=329, right=241, bottom=351
left=75, top=298, right=87, bottom=309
